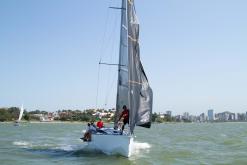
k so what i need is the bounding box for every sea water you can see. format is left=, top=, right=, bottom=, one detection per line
left=1, top=122, right=247, bottom=165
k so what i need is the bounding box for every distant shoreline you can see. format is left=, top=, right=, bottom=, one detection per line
left=0, top=121, right=114, bottom=124
left=1, top=121, right=247, bottom=124
left=0, top=121, right=87, bottom=124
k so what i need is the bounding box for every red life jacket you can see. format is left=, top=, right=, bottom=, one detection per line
left=97, top=121, right=103, bottom=128
left=122, top=109, right=129, bottom=120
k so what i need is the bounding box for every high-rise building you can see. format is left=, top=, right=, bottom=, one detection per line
left=208, top=109, right=214, bottom=121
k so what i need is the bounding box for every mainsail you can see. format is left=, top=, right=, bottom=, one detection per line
left=115, top=0, right=153, bottom=134
left=115, top=0, right=129, bottom=125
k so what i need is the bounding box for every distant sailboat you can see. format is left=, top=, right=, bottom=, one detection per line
left=14, top=104, right=24, bottom=126
left=81, top=0, right=153, bottom=157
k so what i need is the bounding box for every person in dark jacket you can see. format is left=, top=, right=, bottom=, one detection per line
left=118, top=105, right=129, bottom=132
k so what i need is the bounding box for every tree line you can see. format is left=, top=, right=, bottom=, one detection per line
left=0, top=107, right=177, bottom=123
left=0, top=107, right=29, bottom=122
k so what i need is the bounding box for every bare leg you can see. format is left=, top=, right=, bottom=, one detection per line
left=88, top=132, right=92, bottom=141
left=122, top=124, right=125, bottom=131
left=83, top=132, right=90, bottom=141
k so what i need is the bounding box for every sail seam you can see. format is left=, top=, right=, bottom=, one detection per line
left=121, top=43, right=128, bottom=47
left=120, top=68, right=128, bottom=72
left=129, top=80, right=142, bottom=85
left=120, top=84, right=129, bottom=88
left=128, top=35, right=138, bottom=42
left=128, top=0, right=133, bottom=5
left=122, top=25, right=127, bottom=30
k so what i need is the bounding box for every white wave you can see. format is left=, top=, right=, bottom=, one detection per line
left=13, top=141, right=32, bottom=148
left=133, top=141, right=151, bottom=155
left=58, top=145, right=73, bottom=151
left=134, top=142, right=151, bottom=149
left=220, top=134, right=227, bottom=137
left=55, top=144, right=82, bottom=151
left=13, top=141, right=57, bottom=149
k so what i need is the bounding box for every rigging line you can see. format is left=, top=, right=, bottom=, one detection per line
left=104, top=10, right=119, bottom=108
left=95, top=61, right=101, bottom=109
left=96, top=0, right=120, bottom=109
left=102, top=2, right=120, bottom=95
left=108, top=10, right=120, bottom=65
left=95, top=1, right=111, bottom=109
left=98, top=1, right=111, bottom=62
left=100, top=3, right=119, bottom=110
left=101, top=4, right=117, bottom=61
left=105, top=67, right=118, bottom=105
left=104, top=6, right=120, bottom=62
left=104, top=69, right=118, bottom=108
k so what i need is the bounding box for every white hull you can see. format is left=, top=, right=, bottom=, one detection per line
left=86, top=134, right=134, bottom=157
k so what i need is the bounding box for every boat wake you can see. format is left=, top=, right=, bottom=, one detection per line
left=12, top=140, right=151, bottom=157
left=13, top=141, right=32, bottom=148
left=12, top=140, right=104, bottom=157
left=133, top=141, right=151, bottom=155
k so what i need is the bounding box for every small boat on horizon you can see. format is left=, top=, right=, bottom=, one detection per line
left=14, top=104, right=24, bottom=126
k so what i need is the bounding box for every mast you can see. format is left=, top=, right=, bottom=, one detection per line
left=114, top=0, right=129, bottom=127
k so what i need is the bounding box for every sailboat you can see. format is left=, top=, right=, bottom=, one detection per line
left=14, top=104, right=24, bottom=126
left=83, top=0, right=153, bottom=157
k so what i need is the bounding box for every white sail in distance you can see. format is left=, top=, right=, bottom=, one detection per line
left=18, top=104, right=24, bottom=122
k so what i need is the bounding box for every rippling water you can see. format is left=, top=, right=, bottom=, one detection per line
left=1, top=122, right=247, bottom=165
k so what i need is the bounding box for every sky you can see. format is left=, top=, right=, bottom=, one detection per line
left=0, top=0, right=247, bottom=115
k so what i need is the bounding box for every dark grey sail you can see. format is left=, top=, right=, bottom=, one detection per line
left=127, top=0, right=153, bottom=133
left=114, top=0, right=153, bottom=134
left=114, top=0, right=129, bottom=126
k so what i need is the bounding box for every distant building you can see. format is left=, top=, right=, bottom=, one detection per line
left=183, top=112, right=189, bottom=120
left=189, top=115, right=197, bottom=122
left=216, top=111, right=235, bottom=121
left=175, top=115, right=182, bottom=121
left=166, top=111, right=172, bottom=117
left=237, top=113, right=245, bottom=121
left=208, top=109, right=214, bottom=121
left=199, top=113, right=205, bottom=122
left=159, top=112, right=165, bottom=119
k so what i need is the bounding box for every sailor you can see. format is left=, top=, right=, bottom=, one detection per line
left=90, top=121, right=97, bottom=133
left=96, top=118, right=104, bottom=129
left=81, top=122, right=97, bottom=141
left=81, top=123, right=91, bottom=141
left=118, top=105, right=129, bottom=133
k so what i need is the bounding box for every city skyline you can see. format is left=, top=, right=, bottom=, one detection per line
left=1, top=0, right=247, bottom=114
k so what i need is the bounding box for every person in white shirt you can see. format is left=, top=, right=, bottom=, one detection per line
left=81, top=122, right=97, bottom=141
